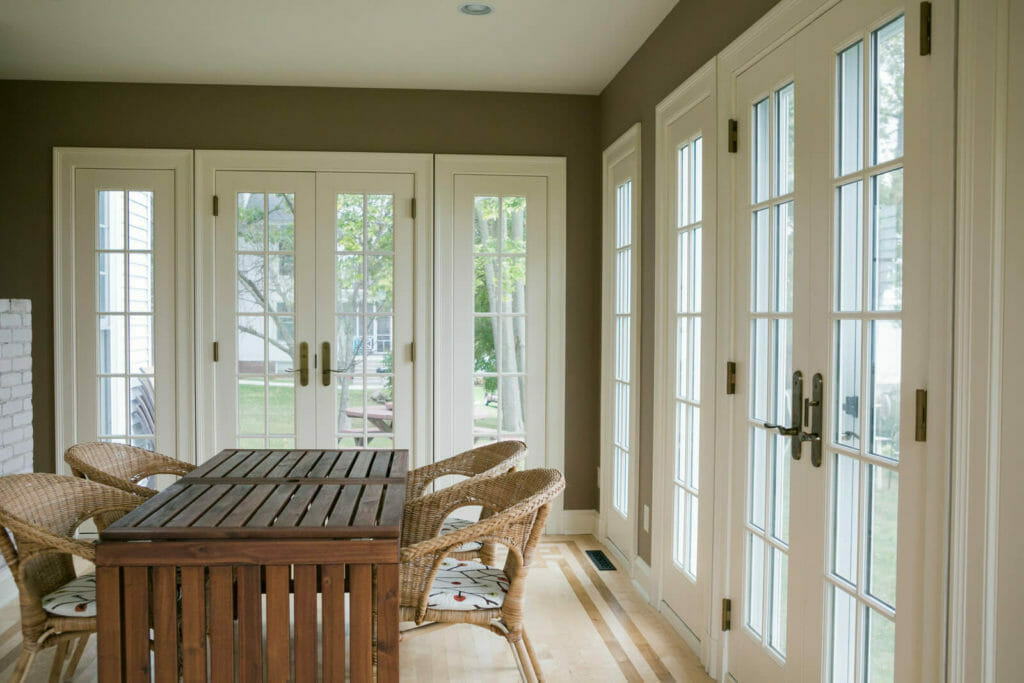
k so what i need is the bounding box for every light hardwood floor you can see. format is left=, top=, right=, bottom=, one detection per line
left=0, top=535, right=711, bottom=682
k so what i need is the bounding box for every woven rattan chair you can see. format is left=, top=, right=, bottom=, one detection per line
left=406, top=440, right=526, bottom=565
left=64, top=441, right=194, bottom=499
left=0, top=473, right=143, bottom=682
left=399, top=468, right=565, bottom=683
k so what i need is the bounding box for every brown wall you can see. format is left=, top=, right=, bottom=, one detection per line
left=600, top=0, right=778, bottom=562
left=0, top=80, right=601, bottom=510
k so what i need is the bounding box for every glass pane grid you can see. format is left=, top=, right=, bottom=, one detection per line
left=745, top=85, right=794, bottom=660
left=334, top=193, right=396, bottom=447
left=827, top=16, right=904, bottom=682
left=96, top=190, right=157, bottom=446
left=473, top=196, right=527, bottom=443
left=672, top=136, right=703, bottom=582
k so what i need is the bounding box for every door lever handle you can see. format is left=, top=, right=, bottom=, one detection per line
left=283, top=342, right=309, bottom=386
left=763, top=422, right=800, bottom=436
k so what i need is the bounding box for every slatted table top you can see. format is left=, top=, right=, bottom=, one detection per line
left=100, top=449, right=407, bottom=541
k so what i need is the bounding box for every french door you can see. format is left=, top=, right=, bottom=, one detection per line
left=657, top=85, right=717, bottom=652
left=725, top=0, right=948, bottom=680
left=213, top=170, right=415, bottom=451
left=602, top=127, right=640, bottom=561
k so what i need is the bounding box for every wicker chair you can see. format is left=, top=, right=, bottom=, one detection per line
left=64, top=441, right=194, bottom=499
left=0, top=474, right=143, bottom=682
left=406, top=440, right=526, bottom=565
left=399, top=468, right=565, bottom=683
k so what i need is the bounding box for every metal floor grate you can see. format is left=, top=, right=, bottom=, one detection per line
left=585, top=549, right=616, bottom=571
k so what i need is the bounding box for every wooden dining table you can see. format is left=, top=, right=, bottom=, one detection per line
left=95, top=448, right=407, bottom=682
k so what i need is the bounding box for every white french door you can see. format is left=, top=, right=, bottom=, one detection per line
left=725, top=0, right=949, bottom=680
left=73, top=169, right=178, bottom=455
left=434, top=156, right=565, bottom=477
left=212, top=170, right=415, bottom=451
left=656, top=84, right=717, bottom=652
left=602, top=126, right=640, bottom=561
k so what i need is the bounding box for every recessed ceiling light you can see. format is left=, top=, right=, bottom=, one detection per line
left=459, top=3, right=493, bottom=16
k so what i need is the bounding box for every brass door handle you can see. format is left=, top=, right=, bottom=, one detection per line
left=763, top=423, right=800, bottom=436
left=284, top=342, right=309, bottom=386
left=321, top=342, right=331, bottom=386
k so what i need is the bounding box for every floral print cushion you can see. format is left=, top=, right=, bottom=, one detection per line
left=440, top=515, right=484, bottom=553
left=427, top=558, right=509, bottom=611
left=41, top=573, right=96, bottom=618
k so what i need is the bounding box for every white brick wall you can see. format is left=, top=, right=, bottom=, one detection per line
left=0, top=299, right=31, bottom=476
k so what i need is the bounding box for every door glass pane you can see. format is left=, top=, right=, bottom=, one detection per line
left=769, top=546, right=788, bottom=655
left=693, top=138, right=703, bottom=222
left=751, top=209, right=770, bottom=311
left=775, top=83, right=795, bottom=196
left=753, top=98, right=770, bottom=203
left=832, top=453, right=859, bottom=584
left=836, top=181, right=863, bottom=312
left=837, top=42, right=864, bottom=176
left=268, top=193, right=295, bottom=252
left=775, top=202, right=794, bottom=312
left=830, top=586, right=857, bottom=682
left=474, top=194, right=530, bottom=444
left=333, top=193, right=395, bottom=447
left=746, top=533, right=765, bottom=636
left=866, top=607, right=896, bottom=683
left=872, top=17, right=905, bottom=164
left=867, top=464, right=898, bottom=607
left=871, top=169, right=903, bottom=311
left=233, top=190, right=297, bottom=446
left=870, top=320, right=901, bottom=460
left=751, top=318, right=769, bottom=421
left=749, top=428, right=767, bottom=530
left=773, top=318, right=792, bottom=425
left=771, top=434, right=790, bottom=544
left=834, top=319, right=862, bottom=448
left=96, top=189, right=156, bottom=446
left=97, top=190, right=125, bottom=250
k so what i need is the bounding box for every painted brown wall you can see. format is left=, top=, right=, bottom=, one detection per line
left=600, top=0, right=779, bottom=563
left=0, top=80, right=601, bottom=511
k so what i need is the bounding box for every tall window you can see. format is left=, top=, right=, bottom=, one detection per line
left=96, top=190, right=157, bottom=450
left=612, top=180, right=633, bottom=516
left=673, top=138, right=703, bottom=578
left=745, top=81, right=795, bottom=658
left=828, top=16, right=904, bottom=682
left=472, top=196, right=528, bottom=445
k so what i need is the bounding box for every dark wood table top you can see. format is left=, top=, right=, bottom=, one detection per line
left=99, top=449, right=407, bottom=542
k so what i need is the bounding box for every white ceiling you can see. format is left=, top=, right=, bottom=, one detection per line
left=0, top=0, right=678, bottom=95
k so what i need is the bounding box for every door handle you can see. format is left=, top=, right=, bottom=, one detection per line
left=284, top=342, right=309, bottom=387
left=321, top=342, right=331, bottom=386
left=763, top=370, right=804, bottom=460
left=804, top=373, right=823, bottom=467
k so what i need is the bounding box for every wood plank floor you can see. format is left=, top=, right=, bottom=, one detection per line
left=0, top=535, right=711, bottom=682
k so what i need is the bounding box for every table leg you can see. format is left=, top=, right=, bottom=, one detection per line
left=375, top=563, right=400, bottom=681
left=96, top=567, right=122, bottom=683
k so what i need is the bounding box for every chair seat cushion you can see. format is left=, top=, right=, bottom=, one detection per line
left=441, top=515, right=484, bottom=553
left=41, top=573, right=96, bottom=618
left=427, top=558, right=509, bottom=611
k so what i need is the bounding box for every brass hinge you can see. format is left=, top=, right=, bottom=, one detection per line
left=915, top=389, right=928, bottom=441
left=920, top=2, right=932, bottom=56
left=212, top=341, right=219, bottom=362
left=411, top=197, right=417, bottom=219
left=213, top=195, right=219, bottom=217
left=722, top=598, right=732, bottom=631
left=409, top=341, right=415, bottom=363
left=728, top=119, right=738, bottom=154
left=726, top=361, right=737, bottom=395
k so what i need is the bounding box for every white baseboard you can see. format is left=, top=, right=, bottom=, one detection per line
left=630, top=556, right=654, bottom=603
left=659, top=599, right=705, bottom=663
left=551, top=508, right=598, bottom=535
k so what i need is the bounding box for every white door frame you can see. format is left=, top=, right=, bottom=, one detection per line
left=599, top=124, right=642, bottom=567
left=53, top=147, right=194, bottom=470
left=433, top=154, right=567, bottom=533
left=194, top=151, right=433, bottom=466
left=651, top=58, right=719, bottom=666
